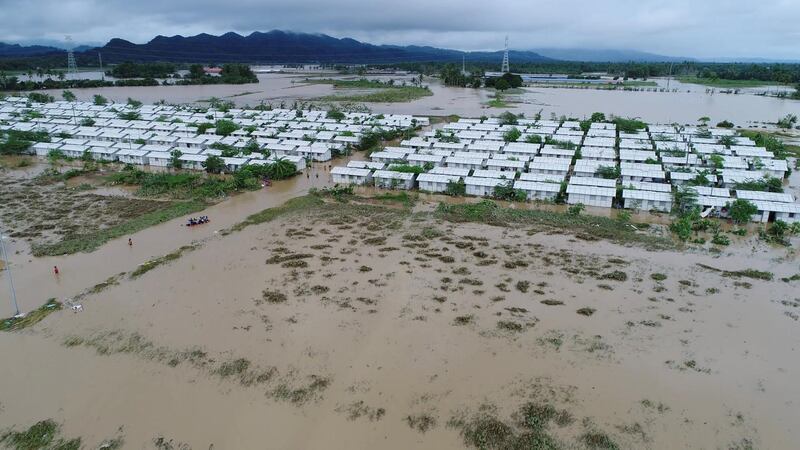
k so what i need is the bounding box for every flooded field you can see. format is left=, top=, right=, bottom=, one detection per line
left=1, top=188, right=799, bottom=448
left=23, top=72, right=800, bottom=125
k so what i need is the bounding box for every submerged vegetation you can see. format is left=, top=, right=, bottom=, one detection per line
left=0, top=298, right=61, bottom=331
left=435, top=200, right=672, bottom=249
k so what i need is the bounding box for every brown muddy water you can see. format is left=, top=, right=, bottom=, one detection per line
left=25, top=73, right=800, bottom=125
left=1, top=191, right=799, bottom=449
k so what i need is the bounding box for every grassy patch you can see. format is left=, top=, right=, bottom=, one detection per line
left=406, top=414, right=437, bottom=433
left=435, top=200, right=672, bottom=250
left=0, top=298, right=61, bottom=332
left=314, top=86, right=432, bottom=103
left=696, top=263, right=773, bottom=281
left=130, top=244, right=198, bottom=279
left=31, top=200, right=205, bottom=256
left=224, top=195, right=324, bottom=235
left=0, top=419, right=81, bottom=450
left=677, top=77, right=784, bottom=88
left=576, top=307, right=596, bottom=317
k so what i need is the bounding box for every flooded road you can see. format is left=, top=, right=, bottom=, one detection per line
left=23, top=72, right=800, bottom=125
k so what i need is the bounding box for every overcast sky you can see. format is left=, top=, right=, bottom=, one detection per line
left=2, top=0, right=799, bottom=59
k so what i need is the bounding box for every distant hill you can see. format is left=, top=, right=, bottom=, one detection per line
left=531, top=48, right=694, bottom=62
left=93, top=30, right=554, bottom=64
left=0, top=42, right=63, bottom=57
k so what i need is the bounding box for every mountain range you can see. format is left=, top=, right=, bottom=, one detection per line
left=94, top=31, right=553, bottom=64
left=0, top=31, right=790, bottom=64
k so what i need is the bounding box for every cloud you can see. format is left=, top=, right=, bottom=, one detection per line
left=2, top=0, right=799, bottom=58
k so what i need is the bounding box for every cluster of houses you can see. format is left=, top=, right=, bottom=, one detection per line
left=0, top=97, right=427, bottom=172
left=332, top=117, right=800, bottom=223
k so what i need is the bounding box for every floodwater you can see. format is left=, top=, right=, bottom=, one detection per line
left=0, top=159, right=357, bottom=318
left=0, top=196, right=798, bottom=448
left=22, top=72, right=800, bottom=125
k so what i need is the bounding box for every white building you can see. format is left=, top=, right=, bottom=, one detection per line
left=464, top=177, right=507, bottom=197
left=373, top=170, right=416, bottom=190
left=417, top=173, right=461, bottom=193
left=331, top=166, right=373, bottom=185
left=514, top=180, right=561, bottom=201
left=567, top=183, right=616, bottom=207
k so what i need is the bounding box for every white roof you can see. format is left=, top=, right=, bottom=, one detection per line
left=373, top=170, right=416, bottom=181
left=623, top=189, right=672, bottom=202
left=518, top=172, right=565, bottom=183
left=621, top=181, right=672, bottom=192
left=735, top=190, right=794, bottom=203
left=331, top=166, right=372, bottom=177
left=567, top=184, right=616, bottom=197
left=514, top=181, right=561, bottom=193
left=464, top=176, right=508, bottom=187
left=429, top=167, right=471, bottom=177
left=690, top=186, right=731, bottom=198
left=417, top=173, right=460, bottom=183
left=472, top=169, right=514, bottom=179
left=569, top=176, right=616, bottom=188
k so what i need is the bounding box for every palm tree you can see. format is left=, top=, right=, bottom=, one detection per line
left=266, top=158, right=297, bottom=180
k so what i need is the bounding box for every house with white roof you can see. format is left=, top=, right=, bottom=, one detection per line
left=373, top=170, right=416, bottom=190
left=417, top=173, right=461, bottom=193
left=464, top=176, right=507, bottom=197
left=567, top=183, right=616, bottom=208
left=514, top=180, right=561, bottom=201
left=331, top=166, right=373, bottom=185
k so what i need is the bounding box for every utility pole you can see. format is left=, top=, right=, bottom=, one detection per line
left=65, top=36, right=78, bottom=76
left=666, top=62, right=675, bottom=90
left=0, top=227, right=20, bottom=317
left=98, top=52, right=104, bottom=80
left=501, top=36, right=510, bottom=74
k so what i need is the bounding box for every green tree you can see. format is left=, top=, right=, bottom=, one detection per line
left=728, top=199, right=757, bottom=224
left=777, top=114, right=797, bottom=129
left=503, top=127, right=521, bottom=142
left=214, top=119, right=239, bottom=136
left=61, top=90, right=76, bottom=102
left=495, top=78, right=511, bottom=90
left=498, top=111, right=518, bottom=126
left=709, top=154, right=724, bottom=169
left=326, top=108, right=346, bottom=121
left=93, top=94, right=108, bottom=106
left=202, top=155, right=225, bottom=174
left=590, top=112, right=606, bottom=122
left=168, top=149, right=183, bottom=170
left=266, top=158, right=297, bottom=179
left=127, top=97, right=142, bottom=108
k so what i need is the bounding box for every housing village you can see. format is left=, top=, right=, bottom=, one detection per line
left=2, top=96, right=797, bottom=224
left=331, top=117, right=799, bottom=224
left=0, top=97, right=425, bottom=173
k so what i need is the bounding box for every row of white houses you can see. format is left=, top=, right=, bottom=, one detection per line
left=330, top=116, right=798, bottom=222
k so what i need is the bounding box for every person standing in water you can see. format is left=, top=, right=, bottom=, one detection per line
left=128, top=238, right=133, bottom=247
left=53, top=266, right=59, bottom=275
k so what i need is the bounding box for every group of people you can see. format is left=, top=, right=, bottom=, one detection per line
left=186, top=216, right=210, bottom=226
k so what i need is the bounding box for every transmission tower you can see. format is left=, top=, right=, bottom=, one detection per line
left=65, top=36, right=78, bottom=75
left=501, top=36, right=510, bottom=73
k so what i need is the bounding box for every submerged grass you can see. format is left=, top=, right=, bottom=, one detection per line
left=223, top=195, right=324, bottom=235
left=315, top=86, right=432, bottom=103
left=31, top=200, right=206, bottom=256
left=0, top=298, right=61, bottom=332
left=0, top=419, right=81, bottom=450
left=696, top=263, right=773, bottom=281
left=130, top=244, right=198, bottom=279
left=435, top=200, right=672, bottom=250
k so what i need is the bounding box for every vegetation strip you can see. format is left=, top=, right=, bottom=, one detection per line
left=30, top=200, right=206, bottom=256
left=695, top=263, right=773, bottom=280
left=0, top=298, right=61, bottom=332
